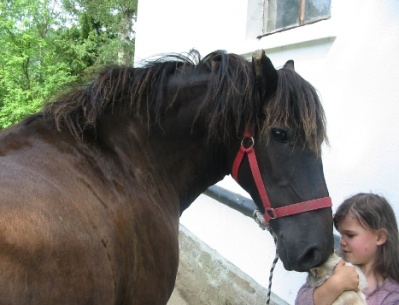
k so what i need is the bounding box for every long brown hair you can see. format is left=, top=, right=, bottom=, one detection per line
left=334, top=193, right=399, bottom=283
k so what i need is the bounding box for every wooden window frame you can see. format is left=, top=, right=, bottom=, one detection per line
left=260, top=0, right=331, bottom=38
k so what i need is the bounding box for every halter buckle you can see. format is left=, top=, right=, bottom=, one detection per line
left=265, top=208, right=277, bottom=220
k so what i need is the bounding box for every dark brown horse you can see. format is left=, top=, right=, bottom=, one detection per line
left=0, top=49, right=333, bottom=304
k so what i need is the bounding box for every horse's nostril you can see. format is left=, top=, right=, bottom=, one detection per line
left=299, top=246, right=323, bottom=271
left=305, top=247, right=317, bottom=261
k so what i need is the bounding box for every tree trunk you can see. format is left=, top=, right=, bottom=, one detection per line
left=118, top=9, right=134, bottom=65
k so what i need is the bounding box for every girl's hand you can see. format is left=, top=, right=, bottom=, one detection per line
left=313, top=260, right=360, bottom=305
left=331, top=260, right=360, bottom=292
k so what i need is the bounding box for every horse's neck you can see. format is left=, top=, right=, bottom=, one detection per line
left=99, top=116, right=228, bottom=212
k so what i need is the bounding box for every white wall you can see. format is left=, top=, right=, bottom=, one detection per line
left=135, top=0, right=399, bottom=304
left=134, top=0, right=249, bottom=62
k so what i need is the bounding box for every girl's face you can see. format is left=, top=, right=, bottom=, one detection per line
left=337, top=213, right=384, bottom=269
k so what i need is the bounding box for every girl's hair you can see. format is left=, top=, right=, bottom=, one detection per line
left=333, top=193, right=399, bottom=283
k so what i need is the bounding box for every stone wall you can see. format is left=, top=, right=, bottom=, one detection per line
left=168, top=225, right=289, bottom=305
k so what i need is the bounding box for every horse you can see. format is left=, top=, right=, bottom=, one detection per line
left=0, top=49, right=333, bottom=304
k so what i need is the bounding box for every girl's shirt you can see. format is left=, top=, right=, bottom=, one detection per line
left=295, top=277, right=399, bottom=305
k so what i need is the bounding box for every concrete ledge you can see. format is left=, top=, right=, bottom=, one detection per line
left=169, top=225, right=289, bottom=305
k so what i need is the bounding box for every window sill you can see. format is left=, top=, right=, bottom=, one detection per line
left=256, top=18, right=336, bottom=51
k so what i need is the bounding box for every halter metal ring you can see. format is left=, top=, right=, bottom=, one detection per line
left=241, top=136, right=254, bottom=148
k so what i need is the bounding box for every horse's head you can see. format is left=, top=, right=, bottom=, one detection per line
left=231, top=50, right=333, bottom=272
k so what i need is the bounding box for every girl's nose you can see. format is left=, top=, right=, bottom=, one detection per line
left=340, top=237, right=346, bottom=246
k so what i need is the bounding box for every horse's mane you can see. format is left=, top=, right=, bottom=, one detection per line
left=42, top=50, right=326, bottom=153
left=43, top=50, right=258, bottom=143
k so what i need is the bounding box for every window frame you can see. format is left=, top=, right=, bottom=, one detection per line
left=260, top=0, right=331, bottom=38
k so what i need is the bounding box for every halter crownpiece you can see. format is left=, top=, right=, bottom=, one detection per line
left=231, top=128, right=332, bottom=226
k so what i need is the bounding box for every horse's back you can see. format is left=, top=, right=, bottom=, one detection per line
left=0, top=118, right=179, bottom=304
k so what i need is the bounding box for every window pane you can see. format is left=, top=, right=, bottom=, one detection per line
left=276, top=0, right=299, bottom=29
left=263, top=0, right=331, bottom=35
left=305, top=0, right=331, bottom=21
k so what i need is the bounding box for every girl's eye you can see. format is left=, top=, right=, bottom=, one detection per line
left=271, top=128, right=288, bottom=142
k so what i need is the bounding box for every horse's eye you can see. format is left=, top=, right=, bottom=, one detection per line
left=271, top=128, right=288, bottom=142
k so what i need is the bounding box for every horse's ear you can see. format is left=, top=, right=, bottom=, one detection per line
left=284, top=59, right=295, bottom=70
left=252, top=49, right=278, bottom=97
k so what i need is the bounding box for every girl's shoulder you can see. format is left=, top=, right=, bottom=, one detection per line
left=380, top=278, right=399, bottom=303
left=366, top=278, right=399, bottom=304
left=383, top=277, right=399, bottom=292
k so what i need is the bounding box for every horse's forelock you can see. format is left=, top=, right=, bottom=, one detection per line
left=262, top=68, right=328, bottom=156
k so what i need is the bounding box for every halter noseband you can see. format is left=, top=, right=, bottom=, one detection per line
left=231, top=129, right=332, bottom=226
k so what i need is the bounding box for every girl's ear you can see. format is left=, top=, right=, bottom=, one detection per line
left=376, top=228, right=388, bottom=246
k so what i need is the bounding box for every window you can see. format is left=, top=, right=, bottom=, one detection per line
left=262, top=0, right=331, bottom=35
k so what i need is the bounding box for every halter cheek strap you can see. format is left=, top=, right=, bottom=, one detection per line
left=231, top=129, right=332, bottom=225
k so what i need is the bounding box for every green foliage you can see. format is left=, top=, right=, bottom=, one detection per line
left=0, top=0, right=137, bottom=129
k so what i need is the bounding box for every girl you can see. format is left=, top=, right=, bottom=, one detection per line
left=295, top=193, right=399, bottom=305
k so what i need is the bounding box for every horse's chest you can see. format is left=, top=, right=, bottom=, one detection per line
left=116, top=203, right=180, bottom=304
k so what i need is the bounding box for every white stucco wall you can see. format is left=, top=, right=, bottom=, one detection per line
left=135, top=0, right=399, bottom=304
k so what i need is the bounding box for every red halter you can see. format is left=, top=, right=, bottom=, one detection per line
left=231, top=129, right=332, bottom=225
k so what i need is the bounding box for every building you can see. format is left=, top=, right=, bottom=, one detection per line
left=134, top=1, right=399, bottom=303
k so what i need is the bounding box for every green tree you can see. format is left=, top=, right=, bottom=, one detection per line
left=0, top=0, right=71, bottom=127
left=62, top=0, right=137, bottom=65
left=0, top=0, right=137, bottom=129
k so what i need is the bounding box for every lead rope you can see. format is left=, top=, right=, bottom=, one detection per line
left=253, top=210, right=279, bottom=305
left=266, top=236, right=279, bottom=305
